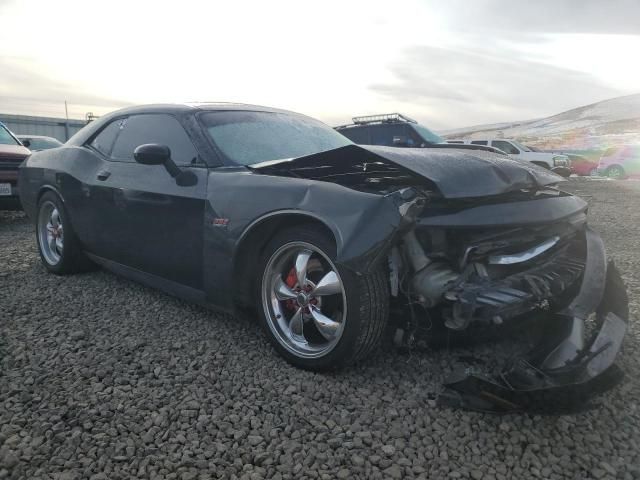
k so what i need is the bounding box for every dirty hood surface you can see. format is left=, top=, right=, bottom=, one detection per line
left=249, top=144, right=566, bottom=199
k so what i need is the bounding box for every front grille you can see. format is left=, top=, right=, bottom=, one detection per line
left=0, top=154, right=26, bottom=162
left=445, top=239, right=586, bottom=326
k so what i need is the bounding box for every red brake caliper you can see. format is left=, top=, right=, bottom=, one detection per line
left=283, top=267, right=318, bottom=313
left=283, top=268, right=298, bottom=312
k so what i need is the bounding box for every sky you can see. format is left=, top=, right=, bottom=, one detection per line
left=1, top=0, right=639, bottom=130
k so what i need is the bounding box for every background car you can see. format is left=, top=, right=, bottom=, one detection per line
left=597, top=145, right=640, bottom=179
left=566, top=153, right=598, bottom=176
left=17, top=135, right=63, bottom=151
left=526, top=146, right=600, bottom=176
left=337, top=113, right=508, bottom=155
left=449, top=138, right=571, bottom=176
left=335, top=113, right=443, bottom=147
left=0, top=122, right=30, bottom=209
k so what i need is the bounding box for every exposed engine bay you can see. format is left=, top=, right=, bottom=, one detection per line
left=394, top=210, right=587, bottom=330
left=388, top=192, right=628, bottom=413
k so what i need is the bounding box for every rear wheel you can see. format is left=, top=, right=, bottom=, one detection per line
left=606, top=165, right=625, bottom=179
left=257, top=225, right=389, bottom=370
left=36, top=191, right=93, bottom=274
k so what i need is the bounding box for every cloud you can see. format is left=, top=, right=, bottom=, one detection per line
left=0, top=0, right=638, bottom=127
left=0, top=57, right=132, bottom=118
left=369, top=45, right=621, bottom=129
left=437, top=0, right=640, bottom=35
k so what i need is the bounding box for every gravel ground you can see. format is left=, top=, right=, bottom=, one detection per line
left=1, top=178, right=639, bottom=480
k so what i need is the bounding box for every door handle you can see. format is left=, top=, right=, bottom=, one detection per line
left=96, top=170, right=111, bottom=181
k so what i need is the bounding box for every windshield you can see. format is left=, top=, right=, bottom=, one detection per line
left=412, top=123, right=444, bottom=144
left=201, top=111, right=352, bottom=165
left=0, top=124, right=20, bottom=146
left=511, top=140, right=532, bottom=152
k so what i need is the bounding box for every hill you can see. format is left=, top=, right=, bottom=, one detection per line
left=440, top=93, right=640, bottom=150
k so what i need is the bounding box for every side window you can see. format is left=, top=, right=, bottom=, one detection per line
left=339, top=126, right=370, bottom=144
left=492, top=140, right=520, bottom=155
left=471, top=140, right=488, bottom=146
left=110, top=114, right=198, bottom=165
left=370, top=125, right=394, bottom=146
left=89, top=119, right=124, bottom=156
left=371, top=124, right=415, bottom=147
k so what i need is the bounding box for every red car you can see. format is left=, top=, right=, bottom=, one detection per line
left=565, top=154, right=597, bottom=176
left=597, top=145, right=640, bottom=179
left=0, top=122, right=31, bottom=209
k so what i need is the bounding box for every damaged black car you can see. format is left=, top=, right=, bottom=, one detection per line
left=19, top=104, right=628, bottom=411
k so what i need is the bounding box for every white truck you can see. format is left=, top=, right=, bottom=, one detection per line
left=447, top=138, right=571, bottom=176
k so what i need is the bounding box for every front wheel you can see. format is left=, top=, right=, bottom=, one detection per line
left=257, top=226, right=389, bottom=371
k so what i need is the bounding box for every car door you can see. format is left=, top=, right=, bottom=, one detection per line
left=87, top=113, right=208, bottom=290
left=491, top=140, right=520, bottom=156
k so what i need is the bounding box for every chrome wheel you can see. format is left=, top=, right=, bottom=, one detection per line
left=262, top=241, right=347, bottom=358
left=38, top=201, right=64, bottom=265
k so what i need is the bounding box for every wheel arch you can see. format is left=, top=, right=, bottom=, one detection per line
left=37, top=184, right=65, bottom=204
left=231, top=211, right=341, bottom=309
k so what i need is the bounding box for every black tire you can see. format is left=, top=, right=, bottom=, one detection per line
left=256, top=225, right=389, bottom=371
left=606, top=165, right=625, bottom=179
left=36, top=191, right=93, bottom=274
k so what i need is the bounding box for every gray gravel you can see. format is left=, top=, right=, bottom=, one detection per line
left=1, top=178, right=639, bottom=480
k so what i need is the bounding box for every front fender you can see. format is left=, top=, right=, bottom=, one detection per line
left=202, top=168, right=424, bottom=308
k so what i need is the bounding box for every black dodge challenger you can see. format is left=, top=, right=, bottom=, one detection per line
left=19, top=103, right=628, bottom=411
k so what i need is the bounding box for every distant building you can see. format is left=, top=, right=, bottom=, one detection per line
left=0, top=113, right=87, bottom=142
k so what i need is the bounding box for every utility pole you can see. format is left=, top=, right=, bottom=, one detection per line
left=64, top=100, right=70, bottom=141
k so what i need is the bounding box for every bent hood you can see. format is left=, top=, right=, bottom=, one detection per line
left=248, top=144, right=565, bottom=199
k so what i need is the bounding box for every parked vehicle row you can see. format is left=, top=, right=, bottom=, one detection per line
left=336, top=113, right=508, bottom=155
left=596, top=145, right=640, bottom=179
left=0, top=122, right=31, bottom=209
left=447, top=138, right=572, bottom=176
left=17, top=103, right=629, bottom=411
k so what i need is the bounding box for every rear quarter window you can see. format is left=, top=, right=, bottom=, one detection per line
left=89, top=119, right=124, bottom=157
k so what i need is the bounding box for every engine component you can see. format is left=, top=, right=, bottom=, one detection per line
left=488, top=235, right=560, bottom=265
left=412, top=263, right=460, bottom=307
left=403, top=230, right=459, bottom=307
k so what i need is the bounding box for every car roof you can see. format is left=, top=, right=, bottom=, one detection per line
left=66, top=102, right=314, bottom=147
left=106, top=102, right=296, bottom=116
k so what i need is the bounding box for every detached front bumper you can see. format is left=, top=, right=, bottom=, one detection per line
left=438, top=228, right=629, bottom=413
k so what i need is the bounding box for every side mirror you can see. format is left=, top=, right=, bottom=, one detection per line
left=133, top=143, right=197, bottom=187
left=21, top=139, right=31, bottom=148
left=134, top=143, right=170, bottom=165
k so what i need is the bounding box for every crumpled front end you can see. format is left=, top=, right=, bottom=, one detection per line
left=248, top=144, right=628, bottom=411
left=437, top=229, right=628, bottom=413
left=387, top=192, right=629, bottom=413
